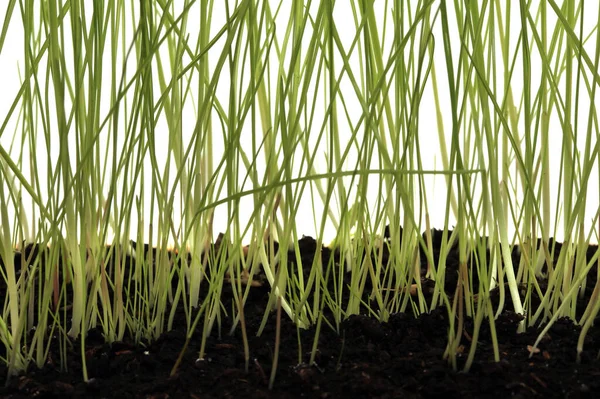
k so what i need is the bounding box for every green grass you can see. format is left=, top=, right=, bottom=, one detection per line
left=0, top=0, right=599, bottom=385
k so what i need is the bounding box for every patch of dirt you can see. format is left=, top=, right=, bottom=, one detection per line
left=1, top=230, right=600, bottom=398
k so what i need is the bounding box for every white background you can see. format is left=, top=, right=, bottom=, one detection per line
left=0, top=2, right=599, bottom=247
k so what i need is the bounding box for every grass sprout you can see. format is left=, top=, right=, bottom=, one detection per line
left=0, top=0, right=599, bottom=386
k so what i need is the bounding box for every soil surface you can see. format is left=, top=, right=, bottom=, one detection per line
left=2, top=229, right=600, bottom=398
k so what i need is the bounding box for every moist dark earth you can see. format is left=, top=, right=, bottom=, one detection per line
left=2, top=229, right=600, bottom=398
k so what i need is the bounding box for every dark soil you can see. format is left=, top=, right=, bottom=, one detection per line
left=2, top=229, right=600, bottom=398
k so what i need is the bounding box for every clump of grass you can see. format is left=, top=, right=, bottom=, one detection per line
left=0, top=0, right=599, bottom=386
